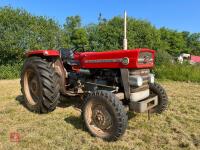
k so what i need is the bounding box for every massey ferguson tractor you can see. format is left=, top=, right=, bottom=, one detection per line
left=20, top=48, right=168, bottom=141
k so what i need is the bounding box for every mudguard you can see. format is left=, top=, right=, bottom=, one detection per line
left=25, top=50, right=60, bottom=57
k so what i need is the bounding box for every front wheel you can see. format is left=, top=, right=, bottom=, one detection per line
left=82, top=91, right=128, bottom=141
left=149, top=83, right=168, bottom=114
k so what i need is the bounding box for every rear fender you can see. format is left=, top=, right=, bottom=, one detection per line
left=26, top=50, right=69, bottom=95
left=25, top=50, right=60, bottom=57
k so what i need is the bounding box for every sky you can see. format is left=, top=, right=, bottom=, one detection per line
left=0, top=0, right=199, bottom=33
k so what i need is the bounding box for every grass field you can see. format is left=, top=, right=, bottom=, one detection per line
left=0, top=80, right=200, bottom=150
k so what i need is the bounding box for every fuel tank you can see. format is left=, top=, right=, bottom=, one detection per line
left=75, top=48, right=155, bottom=69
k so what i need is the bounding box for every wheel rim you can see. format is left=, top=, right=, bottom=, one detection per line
left=85, top=99, right=114, bottom=137
left=24, top=69, right=40, bottom=105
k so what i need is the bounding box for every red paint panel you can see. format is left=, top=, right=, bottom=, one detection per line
left=25, top=48, right=155, bottom=69
left=75, top=48, right=155, bottom=69
left=26, top=50, right=60, bottom=57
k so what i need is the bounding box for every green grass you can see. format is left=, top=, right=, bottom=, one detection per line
left=1, top=61, right=200, bottom=83
left=0, top=80, right=200, bottom=150
left=0, top=63, right=21, bottom=79
left=154, top=64, right=200, bottom=83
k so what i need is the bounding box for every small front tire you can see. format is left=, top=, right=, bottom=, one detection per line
left=82, top=90, right=128, bottom=141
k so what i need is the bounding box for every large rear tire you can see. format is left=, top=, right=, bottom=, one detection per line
left=82, top=90, right=128, bottom=141
left=20, top=56, right=60, bottom=113
left=149, top=83, right=168, bottom=114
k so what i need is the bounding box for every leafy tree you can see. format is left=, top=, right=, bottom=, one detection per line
left=64, top=16, right=81, bottom=32
left=1, top=6, right=200, bottom=67
left=63, top=16, right=88, bottom=49
left=86, top=16, right=160, bottom=51
left=0, top=6, right=62, bottom=65
left=188, top=33, right=200, bottom=55
left=71, top=28, right=89, bottom=48
left=86, top=23, right=99, bottom=51
left=96, top=17, right=124, bottom=51
left=181, top=32, right=200, bottom=55
left=127, top=18, right=160, bottom=50
left=159, top=28, right=187, bottom=56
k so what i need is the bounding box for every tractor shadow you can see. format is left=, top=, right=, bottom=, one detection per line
left=15, top=95, right=135, bottom=131
left=127, top=111, right=137, bottom=120
left=15, top=95, right=85, bottom=130
left=15, top=95, right=82, bottom=114
left=15, top=95, right=26, bottom=107
left=60, top=96, right=85, bottom=130
left=16, top=95, right=136, bottom=120
left=57, top=96, right=82, bottom=110
left=64, top=116, right=85, bottom=130
left=15, top=95, right=82, bottom=110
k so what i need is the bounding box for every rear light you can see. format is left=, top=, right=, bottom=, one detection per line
left=138, top=52, right=153, bottom=64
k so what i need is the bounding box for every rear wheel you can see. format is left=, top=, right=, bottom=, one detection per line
left=20, top=56, right=60, bottom=113
left=82, top=91, right=128, bottom=141
left=149, top=83, right=168, bottom=113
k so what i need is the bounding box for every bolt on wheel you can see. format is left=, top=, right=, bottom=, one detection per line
left=82, top=91, right=128, bottom=141
left=85, top=100, right=114, bottom=137
left=21, top=56, right=60, bottom=113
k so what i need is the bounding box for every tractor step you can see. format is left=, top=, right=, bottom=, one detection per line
left=129, top=95, right=158, bottom=113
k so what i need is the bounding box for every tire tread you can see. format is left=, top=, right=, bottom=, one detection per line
left=20, top=56, right=60, bottom=113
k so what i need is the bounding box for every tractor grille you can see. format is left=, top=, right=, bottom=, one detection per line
left=129, top=69, right=149, bottom=93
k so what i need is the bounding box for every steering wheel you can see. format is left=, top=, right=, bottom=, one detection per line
left=71, top=46, right=86, bottom=53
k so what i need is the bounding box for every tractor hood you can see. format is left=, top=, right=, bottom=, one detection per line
left=75, top=48, right=155, bottom=69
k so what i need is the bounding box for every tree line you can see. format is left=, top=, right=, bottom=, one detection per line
left=0, top=6, right=200, bottom=65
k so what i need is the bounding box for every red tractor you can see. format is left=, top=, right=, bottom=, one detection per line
left=20, top=48, right=168, bottom=141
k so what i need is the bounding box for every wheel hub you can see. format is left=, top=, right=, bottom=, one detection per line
left=30, top=78, right=38, bottom=94
left=92, top=105, right=112, bottom=130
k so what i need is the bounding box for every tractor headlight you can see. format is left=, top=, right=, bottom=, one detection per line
left=148, top=74, right=154, bottom=83
left=129, top=76, right=143, bottom=87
